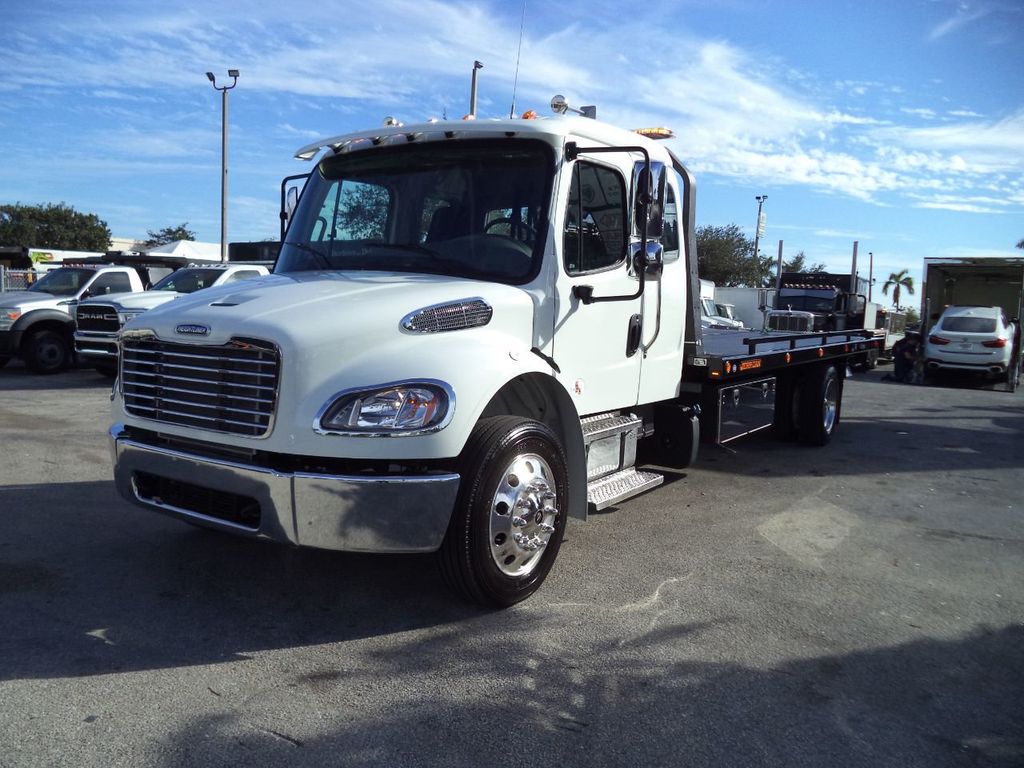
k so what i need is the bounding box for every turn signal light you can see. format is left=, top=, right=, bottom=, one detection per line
left=929, top=335, right=951, bottom=345
left=982, top=338, right=1008, bottom=348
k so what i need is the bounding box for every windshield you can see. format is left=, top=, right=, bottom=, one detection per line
left=151, top=268, right=223, bottom=293
left=27, top=267, right=94, bottom=296
left=776, top=293, right=835, bottom=312
left=276, top=139, right=554, bottom=284
left=942, top=316, right=996, bottom=333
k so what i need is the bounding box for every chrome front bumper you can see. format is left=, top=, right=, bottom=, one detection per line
left=109, top=424, right=460, bottom=553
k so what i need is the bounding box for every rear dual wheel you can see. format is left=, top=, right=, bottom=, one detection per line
left=438, top=416, right=568, bottom=608
left=797, top=364, right=841, bottom=446
left=774, top=364, right=841, bottom=446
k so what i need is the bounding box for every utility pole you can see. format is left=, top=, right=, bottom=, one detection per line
left=206, top=69, right=240, bottom=261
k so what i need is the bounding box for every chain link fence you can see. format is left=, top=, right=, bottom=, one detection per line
left=0, top=267, right=36, bottom=292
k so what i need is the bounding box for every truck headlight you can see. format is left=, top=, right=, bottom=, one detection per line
left=118, top=310, right=146, bottom=325
left=0, top=309, right=22, bottom=331
left=315, top=380, right=454, bottom=436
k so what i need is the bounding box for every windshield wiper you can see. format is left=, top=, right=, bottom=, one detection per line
left=283, top=241, right=333, bottom=269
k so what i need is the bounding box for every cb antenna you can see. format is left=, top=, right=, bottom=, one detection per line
left=509, top=0, right=527, bottom=118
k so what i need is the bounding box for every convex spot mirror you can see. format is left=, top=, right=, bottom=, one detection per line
left=630, top=241, right=664, bottom=277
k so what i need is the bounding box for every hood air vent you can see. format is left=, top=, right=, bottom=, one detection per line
left=401, top=298, right=493, bottom=334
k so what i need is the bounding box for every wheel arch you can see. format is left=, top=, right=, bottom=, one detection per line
left=477, top=372, right=587, bottom=522
left=16, top=314, right=75, bottom=354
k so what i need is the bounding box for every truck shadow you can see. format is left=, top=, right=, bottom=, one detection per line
left=149, top=622, right=1024, bottom=767
left=0, top=360, right=111, bottom=391
left=0, top=480, right=478, bottom=682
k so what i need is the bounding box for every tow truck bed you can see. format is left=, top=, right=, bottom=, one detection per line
left=684, top=328, right=882, bottom=444
left=688, top=328, right=881, bottom=382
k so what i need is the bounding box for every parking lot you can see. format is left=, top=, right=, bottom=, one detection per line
left=1, top=359, right=1022, bottom=767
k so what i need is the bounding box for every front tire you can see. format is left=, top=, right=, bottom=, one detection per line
left=24, top=329, right=72, bottom=374
left=438, top=416, right=569, bottom=608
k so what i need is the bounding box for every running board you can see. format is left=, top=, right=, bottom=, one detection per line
left=587, top=468, right=664, bottom=512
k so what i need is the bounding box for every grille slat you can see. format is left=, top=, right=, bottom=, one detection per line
left=76, top=304, right=121, bottom=333
left=122, top=337, right=279, bottom=437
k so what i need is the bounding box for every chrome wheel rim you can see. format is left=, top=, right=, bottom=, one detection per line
left=488, top=452, right=559, bottom=577
left=823, top=376, right=838, bottom=433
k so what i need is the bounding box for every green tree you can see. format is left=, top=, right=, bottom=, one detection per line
left=144, top=223, right=196, bottom=247
left=0, top=202, right=111, bottom=251
left=782, top=251, right=827, bottom=273
left=882, top=268, right=915, bottom=310
left=696, top=223, right=773, bottom=287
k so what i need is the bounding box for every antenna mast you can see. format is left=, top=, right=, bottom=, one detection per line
left=509, top=0, right=527, bottom=118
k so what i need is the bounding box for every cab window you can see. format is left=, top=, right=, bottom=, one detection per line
left=89, top=272, right=132, bottom=295
left=563, top=161, right=626, bottom=275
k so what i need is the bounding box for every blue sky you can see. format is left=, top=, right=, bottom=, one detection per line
left=3, top=0, right=1022, bottom=300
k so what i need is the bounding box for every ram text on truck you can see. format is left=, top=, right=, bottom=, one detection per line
left=109, top=115, right=880, bottom=607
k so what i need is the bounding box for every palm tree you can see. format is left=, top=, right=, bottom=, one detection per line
left=882, top=269, right=915, bottom=311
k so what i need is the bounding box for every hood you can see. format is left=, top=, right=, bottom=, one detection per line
left=0, top=290, right=64, bottom=310
left=80, top=290, right=179, bottom=311
left=130, top=271, right=536, bottom=351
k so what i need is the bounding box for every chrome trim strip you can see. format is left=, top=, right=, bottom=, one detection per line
left=312, top=378, right=456, bottom=437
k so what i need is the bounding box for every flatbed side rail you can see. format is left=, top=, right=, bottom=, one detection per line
left=687, top=330, right=881, bottom=383
left=739, top=329, right=874, bottom=355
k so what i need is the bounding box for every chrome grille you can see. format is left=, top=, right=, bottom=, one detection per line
left=121, top=336, right=279, bottom=437
left=76, top=304, right=120, bottom=333
left=767, top=314, right=813, bottom=332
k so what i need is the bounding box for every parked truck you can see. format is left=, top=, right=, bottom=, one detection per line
left=0, top=263, right=152, bottom=372
left=766, top=271, right=903, bottom=368
left=108, top=113, right=879, bottom=607
left=75, top=262, right=269, bottom=376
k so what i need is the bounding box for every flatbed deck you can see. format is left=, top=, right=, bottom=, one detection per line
left=688, top=328, right=881, bottom=382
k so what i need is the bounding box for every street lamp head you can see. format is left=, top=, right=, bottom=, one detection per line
left=206, top=71, right=215, bottom=83
left=227, top=69, right=240, bottom=78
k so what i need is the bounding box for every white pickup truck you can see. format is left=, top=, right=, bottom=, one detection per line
left=109, top=114, right=878, bottom=606
left=0, top=265, right=148, bottom=373
left=75, top=263, right=269, bottom=375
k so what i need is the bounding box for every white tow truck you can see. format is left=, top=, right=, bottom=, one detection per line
left=109, top=113, right=879, bottom=606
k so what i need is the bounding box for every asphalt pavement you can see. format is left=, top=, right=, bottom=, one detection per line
left=0, top=359, right=1021, bottom=767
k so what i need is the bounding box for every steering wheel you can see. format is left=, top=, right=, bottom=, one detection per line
left=484, top=217, right=537, bottom=244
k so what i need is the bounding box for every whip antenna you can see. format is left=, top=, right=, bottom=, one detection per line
left=509, top=0, right=527, bottom=118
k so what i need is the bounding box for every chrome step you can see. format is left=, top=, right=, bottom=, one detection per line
left=587, top=468, right=664, bottom=512
left=581, top=412, right=643, bottom=445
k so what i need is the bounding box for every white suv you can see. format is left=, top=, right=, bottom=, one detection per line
left=925, top=305, right=1018, bottom=380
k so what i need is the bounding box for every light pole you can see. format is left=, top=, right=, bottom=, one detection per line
left=752, top=195, right=767, bottom=273
left=868, top=252, right=876, bottom=301
left=206, top=69, right=239, bottom=262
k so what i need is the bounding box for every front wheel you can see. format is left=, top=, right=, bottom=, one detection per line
left=438, top=416, right=568, bottom=608
left=24, top=329, right=72, bottom=374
